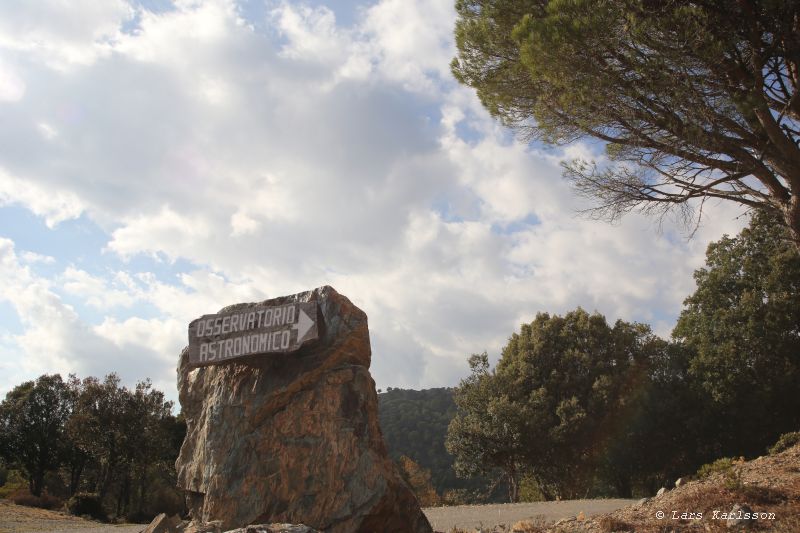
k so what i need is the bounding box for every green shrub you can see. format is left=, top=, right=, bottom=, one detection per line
left=0, top=470, right=27, bottom=499
left=67, top=492, right=106, bottom=521
left=696, top=457, right=735, bottom=479
left=768, top=431, right=800, bottom=455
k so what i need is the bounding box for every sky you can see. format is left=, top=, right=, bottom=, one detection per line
left=0, top=0, right=749, bottom=405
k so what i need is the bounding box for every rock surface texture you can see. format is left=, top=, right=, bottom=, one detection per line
left=176, top=286, right=432, bottom=533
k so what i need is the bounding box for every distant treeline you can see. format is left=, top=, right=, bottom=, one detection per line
left=0, top=374, right=184, bottom=521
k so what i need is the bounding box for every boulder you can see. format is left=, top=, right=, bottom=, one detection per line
left=656, top=487, right=668, bottom=497
left=140, top=513, right=177, bottom=533
left=176, top=286, right=432, bottom=533
left=726, top=504, right=755, bottom=529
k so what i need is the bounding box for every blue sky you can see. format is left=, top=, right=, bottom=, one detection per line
left=0, top=0, right=747, bottom=404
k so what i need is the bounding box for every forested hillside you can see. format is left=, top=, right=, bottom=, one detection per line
left=377, top=387, right=493, bottom=502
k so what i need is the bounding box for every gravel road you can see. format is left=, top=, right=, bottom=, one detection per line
left=422, top=499, right=637, bottom=531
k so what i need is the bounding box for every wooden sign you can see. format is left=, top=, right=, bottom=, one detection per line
left=187, top=301, right=319, bottom=367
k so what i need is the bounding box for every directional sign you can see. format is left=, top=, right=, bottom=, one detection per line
left=187, top=301, right=319, bottom=368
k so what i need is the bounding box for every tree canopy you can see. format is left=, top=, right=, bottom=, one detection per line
left=452, top=0, right=800, bottom=247
left=673, top=210, right=800, bottom=456
left=0, top=373, right=184, bottom=520
left=0, top=374, right=71, bottom=496
left=446, top=310, right=665, bottom=501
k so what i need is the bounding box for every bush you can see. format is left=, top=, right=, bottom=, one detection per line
left=768, top=431, right=800, bottom=455
left=0, top=470, right=27, bottom=499
left=11, top=489, right=62, bottom=510
left=126, top=485, right=185, bottom=524
left=67, top=492, right=106, bottom=521
left=696, top=457, right=735, bottom=479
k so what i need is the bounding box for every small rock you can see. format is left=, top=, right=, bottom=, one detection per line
left=553, top=517, right=576, bottom=526
left=656, top=487, right=668, bottom=497
left=726, top=504, right=755, bottom=529
left=675, top=477, right=686, bottom=488
left=184, top=521, right=222, bottom=533
left=637, top=497, right=649, bottom=506
left=140, top=513, right=177, bottom=533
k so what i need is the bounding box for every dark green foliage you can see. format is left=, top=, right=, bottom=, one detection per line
left=696, top=458, right=735, bottom=480
left=444, top=352, right=527, bottom=502
left=378, top=387, right=490, bottom=498
left=447, top=311, right=665, bottom=501
left=68, top=492, right=107, bottom=521
left=0, top=469, right=27, bottom=499
left=673, top=212, right=800, bottom=458
left=452, top=1, right=800, bottom=247
left=769, top=431, right=800, bottom=456
left=0, top=374, right=72, bottom=496
left=0, top=373, right=185, bottom=522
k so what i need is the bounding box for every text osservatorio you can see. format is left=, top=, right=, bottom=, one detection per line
left=187, top=301, right=319, bottom=367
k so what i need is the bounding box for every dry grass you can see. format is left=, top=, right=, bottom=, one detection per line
left=597, top=516, right=634, bottom=532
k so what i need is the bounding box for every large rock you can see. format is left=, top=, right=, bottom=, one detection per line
left=176, top=286, right=432, bottom=533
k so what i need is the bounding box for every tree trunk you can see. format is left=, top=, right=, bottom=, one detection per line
left=69, top=455, right=85, bottom=496
left=30, top=469, right=44, bottom=497
left=614, top=475, right=632, bottom=499
left=507, top=465, right=519, bottom=503
left=783, top=197, right=800, bottom=252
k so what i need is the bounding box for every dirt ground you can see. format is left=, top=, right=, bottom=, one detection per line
left=0, top=500, right=142, bottom=533
left=0, top=498, right=634, bottom=533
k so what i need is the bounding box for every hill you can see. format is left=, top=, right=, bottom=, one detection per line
left=377, top=387, right=492, bottom=500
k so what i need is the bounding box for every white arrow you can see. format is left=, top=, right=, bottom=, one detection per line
left=292, top=307, right=314, bottom=342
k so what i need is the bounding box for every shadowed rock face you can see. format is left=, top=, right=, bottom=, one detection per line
left=176, top=286, right=432, bottom=533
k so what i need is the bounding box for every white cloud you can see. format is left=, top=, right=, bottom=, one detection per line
left=361, top=0, right=456, bottom=92
left=20, top=250, right=55, bottom=264
left=0, top=0, right=132, bottom=69
left=61, top=267, right=138, bottom=310
left=0, top=168, right=84, bottom=227
left=0, top=0, right=751, bottom=399
left=0, top=58, right=25, bottom=101
left=108, top=205, right=212, bottom=261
